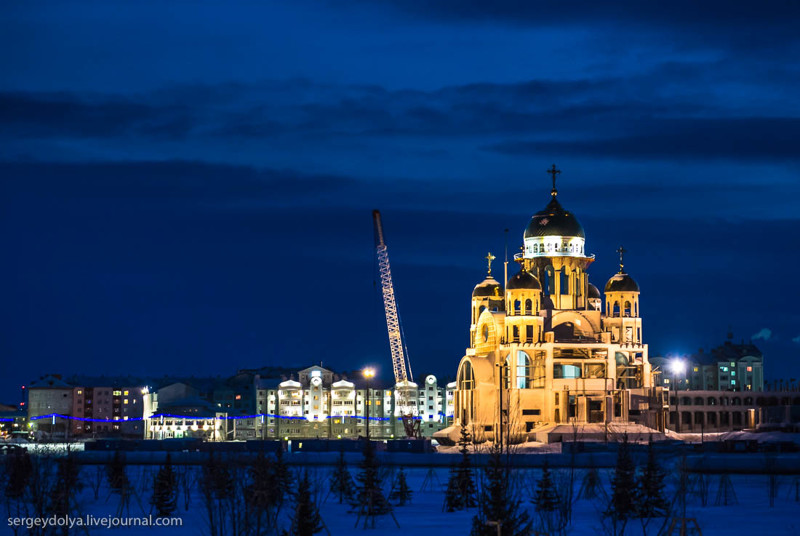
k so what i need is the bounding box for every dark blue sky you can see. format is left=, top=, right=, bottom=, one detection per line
left=1, top=1, right=799, bottom=400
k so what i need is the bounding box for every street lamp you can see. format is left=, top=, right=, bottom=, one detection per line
left=670, top=359, right=686, bottom=433
left=362, top=368, right=375, bottom=440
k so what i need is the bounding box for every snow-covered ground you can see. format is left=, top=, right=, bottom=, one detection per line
left=4, top=459, right=800, bottom=535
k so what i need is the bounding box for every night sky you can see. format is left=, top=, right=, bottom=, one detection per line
left=2, top=1, right=799, bottom=400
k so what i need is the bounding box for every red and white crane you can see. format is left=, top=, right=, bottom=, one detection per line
left=372, top=210, right=419, bottom=437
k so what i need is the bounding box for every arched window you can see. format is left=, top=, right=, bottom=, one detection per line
left=504, top=357, right=512, bottom=389
left=458, top=362, right=474, bottom=390
left=560, top=270, right=569, bottom=295
left=512, top=325, right=520, bottom=342
left=544, top=266, right=554, bottom=295
left=525, top=299, right=533, bottom=315
left=623, top=301, right=631, bottom=317
left=533, top=244, right=539, bottom=254
left=517, top=351, right=531, bottom=389
left=612, top=301, right=620, bottom=317
left=514, top=300, right=521, bottom=314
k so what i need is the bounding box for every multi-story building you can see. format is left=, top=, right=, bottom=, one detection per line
left=26, top=375, right=147, bottom=439
left=143, top=381, right=225, bottom=440
left=652, top=335, right=764, bottom=392
left=448, top=172, right=668, bottom=443
left=255, top=365, right=453, bottom=440
left=70, top=382, right=145, bottom=438
left=27, top=375, right=74, bottom=439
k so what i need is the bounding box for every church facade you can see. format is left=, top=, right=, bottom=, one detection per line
left=453, top=169, right=668, bottom=443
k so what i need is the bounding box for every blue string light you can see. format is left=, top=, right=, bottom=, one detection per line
left=28, top=412, right=410, bottom=423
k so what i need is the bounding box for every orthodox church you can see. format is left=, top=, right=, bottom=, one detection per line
left=450, top=167, right=668, bottom=443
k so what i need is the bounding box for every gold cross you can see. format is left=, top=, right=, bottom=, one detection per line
left=485, top=252, right=496, bottom=275
left=617, top=245, right=626, bottom=272
left=547, top=164, right=561, bottom=196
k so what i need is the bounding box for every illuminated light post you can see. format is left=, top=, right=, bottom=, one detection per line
left=363, top=367, right=376, bottom=440
left=670, top=359, right=686, bottom=433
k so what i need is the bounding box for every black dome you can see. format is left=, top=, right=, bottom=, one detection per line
left=588, top=283, right=601, bottom=299
left=507, top=269, right=541, bottom=290
left=473, top=276, right=502, bottom=297
left=605, top=272, right=640, bottom=293
left=524, top=197, right=585, bottom=239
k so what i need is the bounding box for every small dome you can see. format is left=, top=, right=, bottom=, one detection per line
left=524, top=197, right=585, bottom=239
left=588, top=283, right=601, bottom=299
left=473, top=275, right=503, bottom=297
left=507, top=269, right=541, bottom=290
left=605, top=272, right=640, bottom=293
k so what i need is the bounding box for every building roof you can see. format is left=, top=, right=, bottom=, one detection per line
left=524, top=197, right=585, bottom=239
left=604, top=272, right=640, bottom=293
left=473, top=275, right=503, bottom=297
left=28, top=374, right=72, bottom=389
left=507, top=268, right=541, bottom=290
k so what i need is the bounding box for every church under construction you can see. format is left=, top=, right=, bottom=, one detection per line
left=446, top=167, right=669, bottom=444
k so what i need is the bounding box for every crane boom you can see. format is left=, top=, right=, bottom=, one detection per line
left=372, top=210, right=413, bottom=384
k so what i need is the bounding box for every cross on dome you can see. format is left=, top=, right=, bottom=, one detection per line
left=485, top=252, right=496, bottom=275
left=547, top=164, right=561, bottom=197
left=617, top=245, right=627, bottom=273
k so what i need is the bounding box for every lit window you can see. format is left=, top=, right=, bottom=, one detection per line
left=235, top=395, right=241, bottom=400
left=123, top=390, right=129, bottom=396
left=747, top=366, right=753, bottom=372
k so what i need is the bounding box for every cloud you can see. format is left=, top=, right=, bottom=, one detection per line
left=752, top=328, right=772, bottom=341
left=370, top=1, right=800, bottom=46
left=486, top=117, right=800, bottom=161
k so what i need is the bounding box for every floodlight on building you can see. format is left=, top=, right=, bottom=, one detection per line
left=669, top=359, right=686, bottom=376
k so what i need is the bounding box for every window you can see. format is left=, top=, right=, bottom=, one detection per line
left=458, top=362, right=474, bottom=390
left=554, top=364, right=581, bottom=379
left=517, top=351, right=531, bottom=389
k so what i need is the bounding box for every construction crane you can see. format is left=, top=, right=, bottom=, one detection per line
left=372, top=210, right=419, bottom=438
